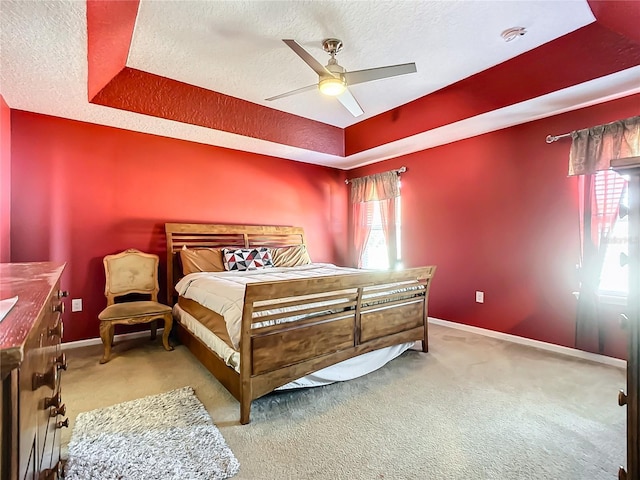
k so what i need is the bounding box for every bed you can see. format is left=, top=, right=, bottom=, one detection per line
left=165, top=223, right=436, bottom=423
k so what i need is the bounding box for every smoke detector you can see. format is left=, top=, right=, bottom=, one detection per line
left=501, top=27, right=527, bottom=42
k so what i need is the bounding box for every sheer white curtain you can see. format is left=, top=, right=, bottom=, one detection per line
left=569, top=115, right=639, bottom=352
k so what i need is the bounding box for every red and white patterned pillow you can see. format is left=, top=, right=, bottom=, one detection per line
left=222, top=248, right=274, bottom=271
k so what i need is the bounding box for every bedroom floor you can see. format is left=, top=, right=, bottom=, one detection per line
left=60, top=323, right=627, bottom=480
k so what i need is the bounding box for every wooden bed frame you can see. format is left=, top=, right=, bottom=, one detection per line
left=165, top=223, right=436, bottom=424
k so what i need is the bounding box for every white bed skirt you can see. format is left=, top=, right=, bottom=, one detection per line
left=173, top=304, right=418, bottom=390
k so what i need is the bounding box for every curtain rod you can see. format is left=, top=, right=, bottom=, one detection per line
left=547, top=115, right=640, bottom=144
left=345, top=166, right=406, bottom=185
left=545, top=132, right=571, bottom=143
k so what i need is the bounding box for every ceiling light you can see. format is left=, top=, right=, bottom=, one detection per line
left=501, top=27, right=527, bottom=42
left=318, top=77, right=346, bottom=96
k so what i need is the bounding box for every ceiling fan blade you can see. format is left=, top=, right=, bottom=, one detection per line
left=336, top=88, right=364, bottom=117
left=343, top=62, right=417, bottom=86
left=282, top=39, right=333, bottom=78
left=265, top=83, right=318, bottom=101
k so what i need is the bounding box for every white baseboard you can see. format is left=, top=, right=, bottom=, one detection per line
left=61, top=328, right=165, bottom=351
left=428, top=317, right=627, bottom=369
left=64, top=320, right=626, bottom=370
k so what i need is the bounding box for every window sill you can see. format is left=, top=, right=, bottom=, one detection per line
left=597, top=293, right=628, bottom=306
left=572, top=291, right=628, bottom=306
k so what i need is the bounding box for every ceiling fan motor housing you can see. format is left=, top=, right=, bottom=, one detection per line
left=326, top=63, right=345, bottom=77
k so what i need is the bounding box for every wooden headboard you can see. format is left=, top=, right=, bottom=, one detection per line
left=164, top=223, right=305, bottom=303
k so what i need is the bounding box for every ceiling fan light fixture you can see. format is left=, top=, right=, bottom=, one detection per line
left=319, top=77, right=346, bottom=96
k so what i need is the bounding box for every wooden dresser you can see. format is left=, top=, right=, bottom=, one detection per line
left=0, top=263, right=68, bottom=480
left=612, top=157, right=640, bottom=480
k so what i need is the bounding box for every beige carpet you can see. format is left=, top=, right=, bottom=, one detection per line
left=61, top=323, right=626, bottom=479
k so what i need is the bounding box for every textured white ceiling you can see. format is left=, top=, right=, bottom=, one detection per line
left=128, top=0, right=596, bottom=127
left=1, top=1, right=639, bottom=169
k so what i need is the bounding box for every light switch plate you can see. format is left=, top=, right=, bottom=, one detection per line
left=475, top=291, right=484, bottom=303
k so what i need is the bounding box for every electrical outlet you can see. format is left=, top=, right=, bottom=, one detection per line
left=71, top=298, right=83, bottom=312
left=475, top=291, right=484, bottom=303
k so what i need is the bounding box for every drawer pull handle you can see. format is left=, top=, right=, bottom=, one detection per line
left=38, top=460, right=64, bottom=480
left=54, top=353, right=67, bottom=371
left=56, top=418, right=69, bottom=429
left=57, top=290, right=69, bottom=299
left=50, top=403, right=66, bottom=417
left=52, top=302, right=65, bottom=314
left=33, top=365, right=58, bottom=391
left=48, top=321, right=63, bottom=339
left=44, top=392, right=62, bottom=409
left=618, top=389, right=627, bottom=406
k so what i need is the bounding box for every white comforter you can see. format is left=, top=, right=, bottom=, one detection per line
left=175, top=263, right=362, bottom=349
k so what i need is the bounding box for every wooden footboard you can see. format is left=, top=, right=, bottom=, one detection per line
left=238, top=267, right=435, bottom=423
left=165, top=223, right=435, bottom=424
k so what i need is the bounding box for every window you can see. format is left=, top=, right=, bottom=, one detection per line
left=361, top=192, right=402, bottom=270
left=350, top=169, right=401, bottom=269
left=598, top=172, right=629, bottom=296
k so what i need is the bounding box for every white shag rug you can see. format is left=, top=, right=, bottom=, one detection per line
left=65, top=386, right=240, bottom=480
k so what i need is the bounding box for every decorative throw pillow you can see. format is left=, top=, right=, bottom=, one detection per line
left=270, top=244, right=312, bottom=267
left=179, top=246, right=226, bottom=275
left=222, top=247, right=274, bottom=271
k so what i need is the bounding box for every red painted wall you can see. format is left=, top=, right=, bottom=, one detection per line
left=0, top=95, right=10, bottom=262
left=10, top=111, right=348, bottom=343
left=8, top=94, right=637, bottom=357
left=348, top=93, right=640, bottom=360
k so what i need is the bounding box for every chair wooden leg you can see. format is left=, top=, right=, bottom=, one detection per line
left=99, top=321, right=115, bottom=364
left=162, top=314, right=174, bottom=352
left=150, top=320, right=157, bottom=340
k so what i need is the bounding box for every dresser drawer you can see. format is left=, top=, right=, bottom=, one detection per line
left=21, top=440, right=36, bottom=480
left=18, top=328, right=48, bottom=479
left=35, top=356, right=62, bottom=469
left=38, top=291, right=66, bottom=477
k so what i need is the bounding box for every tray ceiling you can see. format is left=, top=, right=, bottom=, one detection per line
left=1, top=0, right=639, bottom=169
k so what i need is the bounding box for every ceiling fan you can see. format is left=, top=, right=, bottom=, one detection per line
left=265, top=38, right=417, bottom=117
